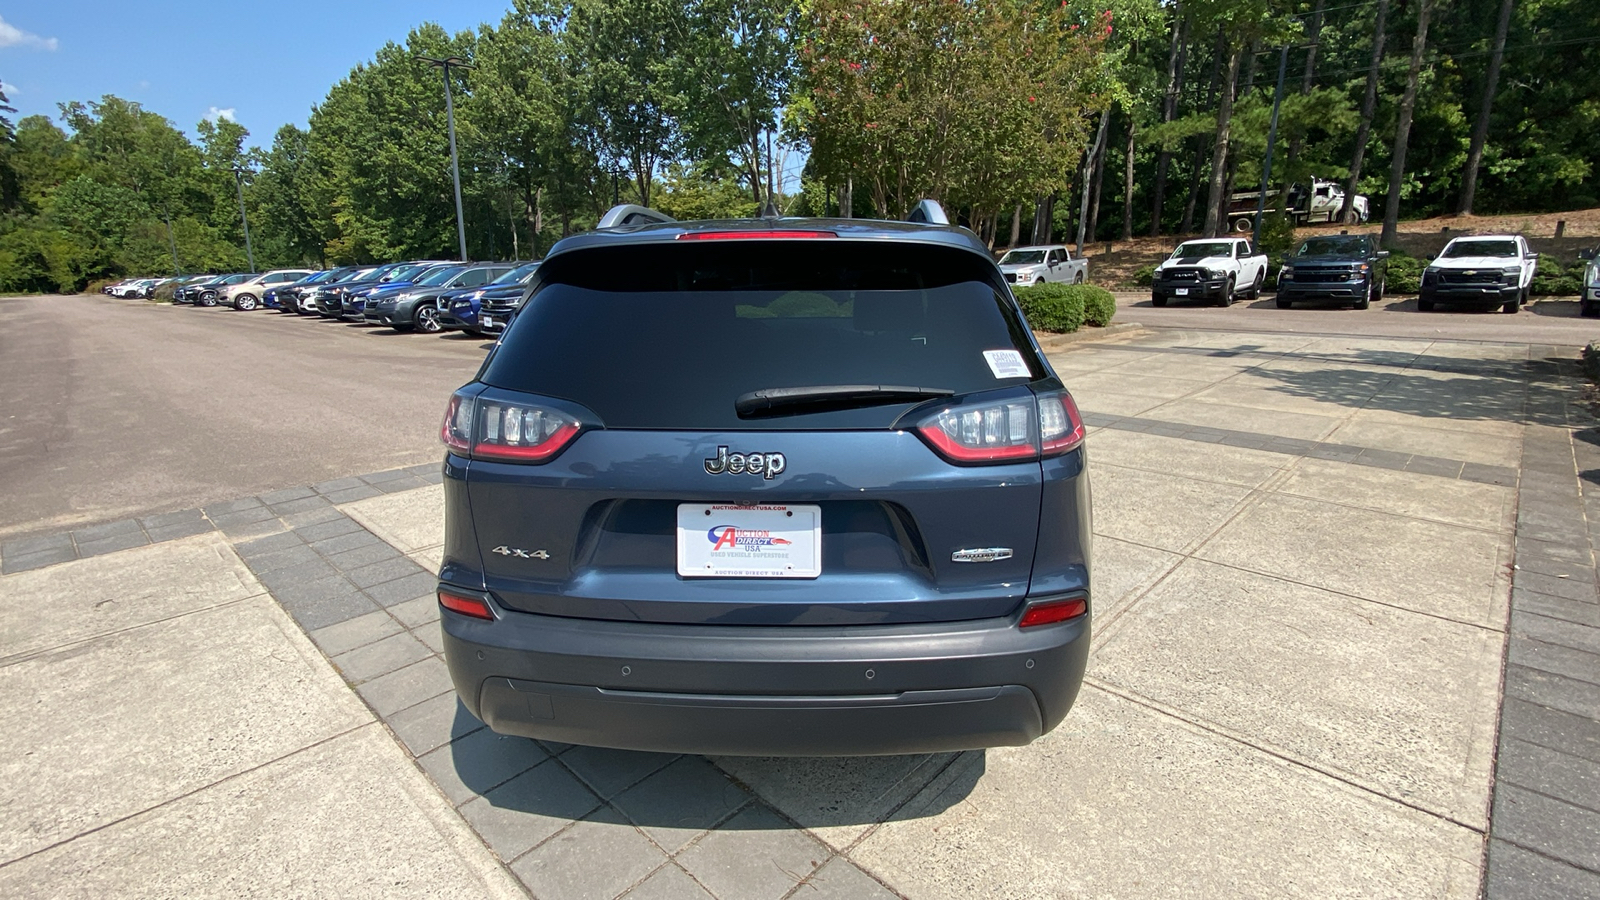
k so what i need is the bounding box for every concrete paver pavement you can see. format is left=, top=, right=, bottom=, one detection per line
left=4, top=323, right=1599, bottom=897
left=0, top=535, right=523, bottom=898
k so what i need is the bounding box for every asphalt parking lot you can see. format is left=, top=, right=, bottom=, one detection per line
left=0, top=293, right=485, bottom=540
left=2, top=293, right=1599, bottom=898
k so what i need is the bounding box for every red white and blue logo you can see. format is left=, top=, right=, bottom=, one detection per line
left=707, top=525, right=793, bottom=551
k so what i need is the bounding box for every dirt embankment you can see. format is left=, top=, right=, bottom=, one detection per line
left=1074, top=209, right=1600, bottom=288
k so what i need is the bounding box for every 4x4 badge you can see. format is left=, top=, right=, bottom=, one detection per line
left=492, top=546, right=549, bottom=560
left=704, top=446, right=787, bottom=480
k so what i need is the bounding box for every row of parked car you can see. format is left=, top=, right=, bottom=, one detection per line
left=103, top=259, right=542, bottom=334
left=1148, top=231, right=1554, bottom=314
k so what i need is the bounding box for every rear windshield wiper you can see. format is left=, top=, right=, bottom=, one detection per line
left=736, top=385, right=954, bottom=419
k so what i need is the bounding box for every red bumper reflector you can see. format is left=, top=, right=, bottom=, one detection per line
left=439, top=591, right=494, bottom=620
left=1018, top=598, right=1087, bottom=628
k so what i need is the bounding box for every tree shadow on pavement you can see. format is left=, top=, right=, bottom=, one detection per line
left=1238, top=347, right=1561, bottom=427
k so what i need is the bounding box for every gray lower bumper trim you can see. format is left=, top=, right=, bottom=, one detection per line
left=478, top=677, right=1045, bottom=756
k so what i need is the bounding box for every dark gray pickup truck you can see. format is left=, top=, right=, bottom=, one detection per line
left=1275, top=233, right=1389, bottom=310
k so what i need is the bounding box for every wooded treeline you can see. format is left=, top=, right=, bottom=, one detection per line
left=1, top=0, right=1597, bottom=292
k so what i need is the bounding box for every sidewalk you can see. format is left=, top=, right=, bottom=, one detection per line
left=2, top=329, right=1595, bottom=898
left=0, top=531, right=521, bottom=897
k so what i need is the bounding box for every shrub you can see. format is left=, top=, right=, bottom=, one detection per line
left=1256, top=212, right=1297, bottom=261
left=85, top=277, right=120, bottom=294
left=1531, top=255, right=1584, bottom=296
left=1013, top=282, right=1088, bottom=333
left=1384, top=252, right=1427, bottom=293
left=1077, top=285, right=1117, bottom=326
left=1132, top=264, right=1157, bottom=287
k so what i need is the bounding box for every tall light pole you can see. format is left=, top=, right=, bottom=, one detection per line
left=419, top=55, right=474, bottom=261
left=232, top=165, right=256, bottom=273
left=1252, top=46, right=1289, bottom=251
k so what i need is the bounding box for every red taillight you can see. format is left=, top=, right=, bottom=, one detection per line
left=440, top=392, right=584, bottom=463
left=438, top=590, right=494, bottom=620
left=675, top=231, right=837, bottom=241
left=440, top=395, right=472, bottom=453
left=914, top=390, right=1084, bottom=465
left=1039, top=391, right=1086, bottom=456
left=1018, top=597, right=1087, bottom=628
left=917, top=401, right=1039, bottom=462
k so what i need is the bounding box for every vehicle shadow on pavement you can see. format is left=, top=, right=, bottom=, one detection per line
left=1245, top=297, right=1366, bottom=311
left=1528, top=299, right=1582, bottom=318
left=443, top=705, right=986, bottom=829
left=1382, top=297, right=1509, bottom=314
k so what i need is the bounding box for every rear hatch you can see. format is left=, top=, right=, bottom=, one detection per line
left=453, top=238, right=1078, bottom=626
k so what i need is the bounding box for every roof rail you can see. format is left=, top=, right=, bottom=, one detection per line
left=597, top=204, right=676, bottom=229
left=906, top=199, right=950, bottom=226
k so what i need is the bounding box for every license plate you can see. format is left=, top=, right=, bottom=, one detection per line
left=1174, top=288, right=1189, bottom=296
left=481, top=315, right=494, bottom=328
left=677, top=503, right=821, bottom=578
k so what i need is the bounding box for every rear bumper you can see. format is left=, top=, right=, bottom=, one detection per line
left=440, top=592, right=1090, bottom=756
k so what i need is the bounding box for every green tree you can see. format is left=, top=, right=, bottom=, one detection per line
left=195, top=116, right=257, bottom=248
left=653, top=161, right=760, bottom=219
left=253, top=124, right=326, bottom=266
left=670, top=0, right=800, bottom=207
left=10, top=115, right=80, bottom=213
left=468, top=0, right=601, bottom=254
left=1180, top=0, right=1297, bottom=236
left=798, top=0, right=1110, bottom=224
left=306, top=24, right=479, bottom=261
left=566, top=0, right=687, bottom=206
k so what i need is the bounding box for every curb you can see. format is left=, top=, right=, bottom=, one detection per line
left=1035, top=322, right=1148, bottom=352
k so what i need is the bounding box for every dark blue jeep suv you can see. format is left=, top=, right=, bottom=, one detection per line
left=436, top=203, right=1092, bottom=756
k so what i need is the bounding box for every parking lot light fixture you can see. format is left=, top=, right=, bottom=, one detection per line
left=232, top=165, right=256, bottom=273
left=418, top=54, right=475, bottom=262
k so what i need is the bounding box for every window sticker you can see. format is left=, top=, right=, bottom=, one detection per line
left=983, top=349, right=1029, bottom=379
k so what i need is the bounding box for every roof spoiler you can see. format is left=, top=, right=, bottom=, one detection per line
left=906, top=199, right=950, bottom=226
left=597, top=204, right=676, bottom=229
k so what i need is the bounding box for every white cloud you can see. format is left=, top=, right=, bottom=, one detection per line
left=0, top=16, right=59, bottom=51
left=1, top=80, right=19, bottom=96
left=204, top=106, right=237, bottom=123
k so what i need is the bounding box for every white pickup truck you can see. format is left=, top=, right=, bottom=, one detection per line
left=1419, top=234, right=1538, bottom=314
left=1150, top=237, right=1269, bottom=307
left=998, top=245, right=1089, bottom=288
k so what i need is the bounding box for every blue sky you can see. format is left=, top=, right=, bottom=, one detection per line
left=0, top=2, right=509, bottom=148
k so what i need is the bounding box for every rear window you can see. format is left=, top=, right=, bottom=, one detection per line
left=482, top=240, right=1041, bottom=430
